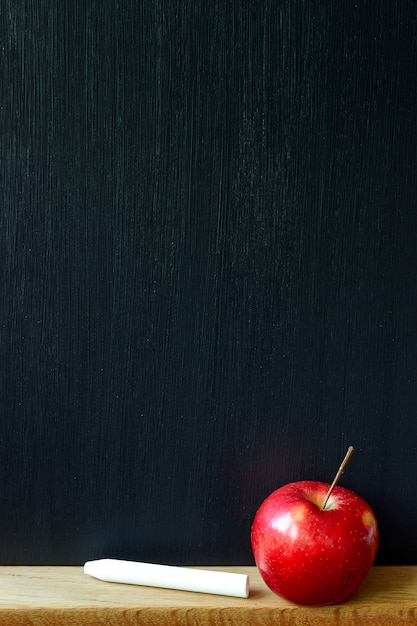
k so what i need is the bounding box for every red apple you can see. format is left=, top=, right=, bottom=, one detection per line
left=251, top=480, right=379, bottom=605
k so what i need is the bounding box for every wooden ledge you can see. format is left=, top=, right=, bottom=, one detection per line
left=0, top=565, right=416, bottom=625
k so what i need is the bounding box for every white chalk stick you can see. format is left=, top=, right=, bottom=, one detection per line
left=84, top=558, right=250, bottom=598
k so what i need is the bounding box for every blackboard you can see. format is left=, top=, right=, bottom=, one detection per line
left=1, top=0, right=416, bottom=566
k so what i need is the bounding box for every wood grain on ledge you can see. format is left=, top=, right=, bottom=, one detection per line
left=0, top=565, right=416, bottom=625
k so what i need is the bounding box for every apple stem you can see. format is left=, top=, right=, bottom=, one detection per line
left=321, top=446, right=355, bottom=510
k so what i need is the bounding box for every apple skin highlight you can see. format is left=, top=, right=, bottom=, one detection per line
left=251, top=480, right=379, bottom=606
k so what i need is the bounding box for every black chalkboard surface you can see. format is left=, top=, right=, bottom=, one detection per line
left=1, top=1, right=416, bottom=566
